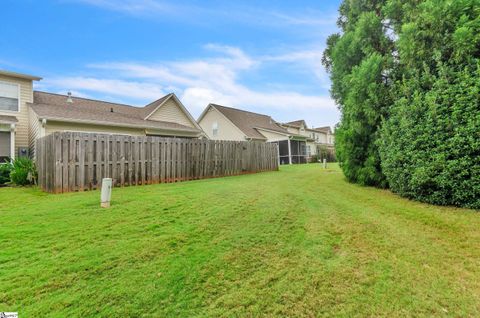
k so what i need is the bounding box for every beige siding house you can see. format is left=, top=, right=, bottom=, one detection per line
left=197, top=104, right=246, bottom=141
left=0, top=70, right=204, bottom=161
left=0, top=71, right=40, bottom=161
left=280, top=120, right=335, bottom=161
left=198, top=104, right=310, bottom=164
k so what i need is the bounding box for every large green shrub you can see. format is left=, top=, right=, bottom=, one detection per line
left=10, top=157, right=37, bottom=186
left=378, top=0, right=480, bottom=209
left=379, top=64, right=480, bottom=209
left=0, top=161, right=12, bottom=185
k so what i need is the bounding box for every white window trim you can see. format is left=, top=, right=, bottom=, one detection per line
left=0, top=80, right=20, bottom=113
left=0, top=124, right=15, bottom=161
left=212, top=121, right=219, bottom=137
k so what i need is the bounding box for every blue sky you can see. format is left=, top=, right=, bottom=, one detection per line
left=1, top=0, right=341, bottom=127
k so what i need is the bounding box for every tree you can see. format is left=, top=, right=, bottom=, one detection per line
left=323, top=2, right=394, bottom=187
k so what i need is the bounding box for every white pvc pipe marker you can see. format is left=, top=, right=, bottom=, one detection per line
left=101, top=178, right=112, bottom=208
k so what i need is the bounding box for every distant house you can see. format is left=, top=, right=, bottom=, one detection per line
left=280, top=120, right=335, bottom=161
left=313, top=126, right=335, bottom=145
left=0, top=70, right=204, bottom=161
left=198, top=104, right=312, bottom=164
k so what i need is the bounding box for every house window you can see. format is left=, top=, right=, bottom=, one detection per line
left=0, top=130, right=11, bottom=163
left=0, top=82, right=19, bottom=112
left=212, top=121, right=218, bottom=137
left=306, top=145, right=311, bottom=157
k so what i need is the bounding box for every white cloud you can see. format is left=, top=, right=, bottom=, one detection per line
left=72, top=0, right=338, bottom=29
left=41, top=44, right=339, bottom=126
left=261, top=49, right=330, bottom=89
left=42, top=77, right=166, bottom=101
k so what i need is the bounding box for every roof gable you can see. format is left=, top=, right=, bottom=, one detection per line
left=285, top=119, right=307, bottom=128
left=141, top=94, right=172, bottom=119
left=144, top=93, right=201, bottom=130
left=198, top=105, right=249, bottom=140
left=207, top=104, right=289, bottom=140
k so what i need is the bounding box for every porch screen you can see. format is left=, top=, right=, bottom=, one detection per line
left=290, top=140, right=307, bottom=164
left=0, top=131, right=11, bottom=162
left=278, top=140, right=290, bottom=165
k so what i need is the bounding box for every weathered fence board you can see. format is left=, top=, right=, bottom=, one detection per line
left=36, top=132, right=279, bottom=193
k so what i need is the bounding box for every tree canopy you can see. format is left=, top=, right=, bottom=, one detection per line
left=324, top=0, right=480, bottom=208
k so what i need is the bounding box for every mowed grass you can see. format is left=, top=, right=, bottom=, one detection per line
left=1, top=164, right=480, bottom=317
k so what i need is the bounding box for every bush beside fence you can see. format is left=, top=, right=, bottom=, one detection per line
left=36, top=132, right=279, bottom=193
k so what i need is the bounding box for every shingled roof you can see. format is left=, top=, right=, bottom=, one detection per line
left=30, top=91, right=201, bottom=133
left=315, top=126, right=332, bottom=134
left=284, top=119, right=306, bottom=128
left=209, top=104, right=289, bottom=140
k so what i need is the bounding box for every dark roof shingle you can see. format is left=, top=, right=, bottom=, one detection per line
left=211, top=104, right=289, bottom=139
left=31, top=91, right=200, bottom=133
left=284, top=120, right=306, bottom=127
left=314, top=126, right=332, bottom=134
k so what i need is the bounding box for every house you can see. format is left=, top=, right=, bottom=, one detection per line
left=313, top=126, right=335, bottom=145
left=280, top=120, right=335, bottom=161
left=0, top=70, right=204, bottom=161
left=197, top=104, right=309, bottom=164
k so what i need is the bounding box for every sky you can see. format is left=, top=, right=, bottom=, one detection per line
left=1, top=0, right=342, bottom=128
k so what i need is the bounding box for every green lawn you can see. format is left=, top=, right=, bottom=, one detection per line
left=1, top=164, right=479, bottom=317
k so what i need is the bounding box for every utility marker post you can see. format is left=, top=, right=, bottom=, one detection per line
left=101, top=178, right=112, bottom=208
left=323, top=159, right=327, bottom=169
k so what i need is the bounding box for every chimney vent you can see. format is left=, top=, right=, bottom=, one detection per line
left=66, top=92, right=73, bottom=103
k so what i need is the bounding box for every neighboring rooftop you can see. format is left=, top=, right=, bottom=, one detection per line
left=315, top=126, right=332, bottom=134
left=209, top=104, right=289, bottom=140
left=30, top=91, right=201, bottom=133
left=0, top=70, right=42, bottom=81
left=284, top=120, right=306, bottom=128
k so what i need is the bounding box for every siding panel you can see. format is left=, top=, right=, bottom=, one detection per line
left=28, top=107, right=41, bottom=157
left=148, top=99, right=195, bottom=128
left=199, top=107, right=246, bottom=141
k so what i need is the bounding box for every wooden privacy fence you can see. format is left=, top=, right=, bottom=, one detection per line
left=36, top=132, right=279, bottom=193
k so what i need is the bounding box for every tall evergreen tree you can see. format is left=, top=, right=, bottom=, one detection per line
left=323, top=0, right=394, bottom=187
